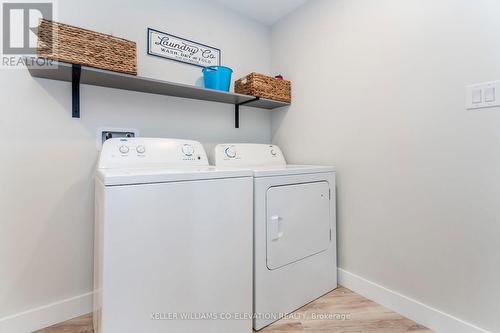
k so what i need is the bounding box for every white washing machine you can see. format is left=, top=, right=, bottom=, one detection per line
left=94, top=138, right=253, bottom=333
left=214, top=143, right=337, bottom=330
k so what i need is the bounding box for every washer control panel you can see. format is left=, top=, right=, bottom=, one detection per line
left=99, top=138, right=208, bottom=169
left=214, top=143, right=286, bottom=167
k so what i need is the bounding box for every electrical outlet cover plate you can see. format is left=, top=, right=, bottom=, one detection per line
left=466, top=81, right=500, bottom=110
left=96, top=128, right=139, bottom=150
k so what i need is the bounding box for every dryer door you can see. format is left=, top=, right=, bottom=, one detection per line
left=266, top=181, right=331, bottom=270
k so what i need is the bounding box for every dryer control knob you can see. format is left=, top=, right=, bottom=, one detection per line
left=182, top=144, right=194, bottom=156
left=270, top=149, right=277, bottom=156
left=119, top=145, right=129, bottom=154
left=136, top=145, right=146, bottom=154
left=225, top=147, right=236, bottom=158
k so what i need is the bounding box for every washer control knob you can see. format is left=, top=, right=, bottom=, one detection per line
left=225, top=147, right=236, bottom=158
left=136, top=145, right=146, bottom=154
left=119, top=145, right=129, bottom=154
left=270, top=149, right=277, bottom=156
left=182, top=144, right=194, bottom=156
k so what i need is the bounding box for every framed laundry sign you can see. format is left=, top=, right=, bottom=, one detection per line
left=147, top=28, right=221, bottom=67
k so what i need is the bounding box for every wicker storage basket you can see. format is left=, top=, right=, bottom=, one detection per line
left=37, top=19, right=137, bottom=75
left=235, top=73, right=291, bottom=103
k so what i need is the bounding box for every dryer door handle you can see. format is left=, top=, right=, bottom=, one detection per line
left=270, top=215, right=283, bottom=241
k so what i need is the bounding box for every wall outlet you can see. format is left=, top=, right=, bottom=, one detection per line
left=96, top=128, right=139, bottom=150
left=466, top=81, right=500, bottom=110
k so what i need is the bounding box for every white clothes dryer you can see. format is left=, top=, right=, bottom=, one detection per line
left=214, top=143, right=337, bottom=330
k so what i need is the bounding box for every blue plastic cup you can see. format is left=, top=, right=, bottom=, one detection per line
left=202, top=66, right=233, bottom=92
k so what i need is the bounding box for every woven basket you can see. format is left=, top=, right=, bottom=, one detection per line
left=235, top=73, right=291, bottom=103
left=37, top=19, right=137, bottom=75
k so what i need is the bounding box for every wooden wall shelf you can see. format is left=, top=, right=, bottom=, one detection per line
left=26, top=59, right=289, bottom=128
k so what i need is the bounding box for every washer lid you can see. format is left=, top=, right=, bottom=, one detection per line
left=97, top=166, right=253, bottom=186
left=252, top=165, right=335, bottom=177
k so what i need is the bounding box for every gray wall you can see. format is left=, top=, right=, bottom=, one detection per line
left=271, top=0, right=500, bottom=331
left=0, top=0, right=271, bottom=321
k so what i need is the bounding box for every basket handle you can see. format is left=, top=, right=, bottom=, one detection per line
left=236, top=75, right=249, bottom=85
left=205, top=66, right=218, bottom=72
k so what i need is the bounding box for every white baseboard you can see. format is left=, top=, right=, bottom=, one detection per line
left=0, top=292, right=93, bottom=333
left=0, top=272, right=491, bottom=333
left=338, top=268, right=489, bottom=333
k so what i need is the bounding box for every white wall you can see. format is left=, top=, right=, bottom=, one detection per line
left=0, top=0, right=270, bottom=330
left=271, top=0, right=500, bottom=332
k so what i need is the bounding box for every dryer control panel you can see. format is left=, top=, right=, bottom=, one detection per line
left=98, top=138, right=208, bottom=169
left=214, top=143, right=286, bottom=167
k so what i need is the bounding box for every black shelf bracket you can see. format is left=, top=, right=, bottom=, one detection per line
left=234, top=97, right=260, bottom=128
left=72, top=64, right=81, bottom=118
